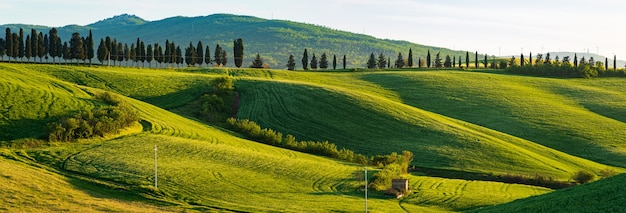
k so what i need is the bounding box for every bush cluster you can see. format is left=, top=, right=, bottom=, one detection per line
left=47, top=92, right=139, bottom=142
left=226, top=118, right=370, bottom=164
left=507, top=64, right=601, bottom=78
left=500, top=173, right=574, bottom=189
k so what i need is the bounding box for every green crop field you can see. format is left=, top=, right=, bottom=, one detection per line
left=470, top=173, right=626, bottom=212
left=1, top=63, right=625, bottom=212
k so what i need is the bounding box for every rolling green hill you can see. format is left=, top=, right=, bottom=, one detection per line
left=1, top=63, right=625, bottom=212
left=470, top=173, right=626, bottom=212
left=1, top=13, right=476, bottom=68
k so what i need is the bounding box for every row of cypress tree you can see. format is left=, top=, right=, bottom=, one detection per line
left=0, top=27, right=248, bottom=68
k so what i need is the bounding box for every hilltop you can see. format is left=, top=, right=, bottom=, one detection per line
left=1, top=13, right=472, bottom=68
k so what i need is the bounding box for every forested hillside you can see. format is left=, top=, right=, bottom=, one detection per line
left=1, top=13, right=475, bottom=68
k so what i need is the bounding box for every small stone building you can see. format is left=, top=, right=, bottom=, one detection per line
left=391, top=178, right=408, bottom=192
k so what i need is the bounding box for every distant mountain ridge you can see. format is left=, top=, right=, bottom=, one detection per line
left=1, top=13, right=471, bottom=68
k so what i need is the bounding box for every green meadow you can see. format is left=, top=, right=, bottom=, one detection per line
left=1, top=63, right=625, bottom=212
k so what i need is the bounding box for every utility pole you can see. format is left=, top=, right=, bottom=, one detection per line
left=364, top=167, right=368, bottom=213
left=154, top=144, right=158, bottom=189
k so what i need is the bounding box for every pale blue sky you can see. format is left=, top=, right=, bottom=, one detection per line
left=3, top=0, right=625, bottom=58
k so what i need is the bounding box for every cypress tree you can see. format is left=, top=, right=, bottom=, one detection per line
left=196, top=41, right=204, bottom=66
left=521, top=53, right=525, bottom=66
left=116, top=42, right=123, bottom=65
left=25, top=35, right=32, bottom=62
left=221, top=50, right=228, bottom=66
left=387, top=57, right=391, bottom=68
left=343, top=55, right=347, bottom=69
left=465, top=51, right=469, bottom=68
left=0, top=38, right=5, bottom=61
left=205, top=45, right=211, bottom=66
left=474, top=51, right=478, bottom=68
left=332, top=54, right=337, bottom=70
left=426, top=50, right=431, bottom=68
left=319, top=53, right=328, bottom=69
left=605, top=57, right=609, bottom=71
left=37, top=32, right=45, bottom=62
left=97, top=39, right=107, bottom=65
left=139, top=41, right=146, bottom=67
left=529, top=52, right=533, bottom=66
left=574, top=53, right=578, bottom=67
left=214, top=44, right=222, bottom=66
left=18, top=28, right=24, bottom=60
left=86, top=30, right=94, bottom=64
left=124, top=43, right=130, bottom=66
left=408, top=48, right=413, bottom=67
left=453, top=56, right=456, bottom=68
left=483, top=54, right=487, bottom=68
left=130, top=43, right=136, bottom=66
left=12, top=33, right=19, bottom=61
left=233, top=38, right=244, bottom=68
left=176, top=46, right=183, bottom=67
left=614, top=55, right=617, bottom=70
left=62, top=42, right=69, bottom=63
left=30, top=29, right=38, bottom=62
left=5, top=28, right=12, bottom=61
left=287, top=54, right=296, bottom=70
left=146, top=44, right=154, bottom=67
left=302, top=49, right=309, bottom=70
left=185, top=42, right=195, bottom=66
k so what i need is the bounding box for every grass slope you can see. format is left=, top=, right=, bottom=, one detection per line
left=1, top=64, right=623, bottom=212
left=470, top=174, right=626, bottom=212
left=0, top=151, right=173, bottom=212
left=0, top=64, right=95, bottom=141
left=233, top=69, right=621, bottom=178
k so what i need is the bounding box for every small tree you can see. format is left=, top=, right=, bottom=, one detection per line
left=395, top=52, right=404, bottom=68
left=310, top=53, right=318, bottom=69
left=252, top=53, right=263, bottom=68
left=434, top=52, right=442, bottom=68
left=343, top=55, right=347, bottom=69
left=377, top=53, right=386, bottom=69
left=287, top=54, right=296, bottom=70
left=367, top=53, right=376, bottom=69
left=443, top=55, right=452, bottom=68
left=332, top=54, right=337, bottom=70
left=573, top=171, right=596, bottom=184
left=319, top=53, right=328, bottom=69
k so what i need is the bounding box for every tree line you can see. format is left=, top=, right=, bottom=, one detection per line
left=0, top=27, right=246, bottom=68
left=507, top=52, right=624, bottom=78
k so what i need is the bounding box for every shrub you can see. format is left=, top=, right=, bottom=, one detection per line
left=213, top=76, right=234, bottom=94
left=46, top=92, right=138, bottom=142
left=573, top=171, right=596, bottom=184
left=598, top=168, right=617, bottom=179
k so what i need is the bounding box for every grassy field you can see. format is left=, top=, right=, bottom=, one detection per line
left=0, top=150, right=175, bottom=212
left=470, top=173, right=626, bottom=212
left=1, top=63, right=625, bottom=212
left=233, top=70, right=623, bottom=178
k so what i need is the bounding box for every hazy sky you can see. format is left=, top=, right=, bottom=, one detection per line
left=3, top=0, right=625, bottom=58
